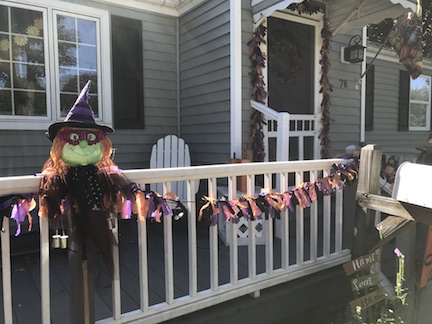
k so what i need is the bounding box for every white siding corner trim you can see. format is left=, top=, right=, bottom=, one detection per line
left=230, top=0, right=242, bottom=158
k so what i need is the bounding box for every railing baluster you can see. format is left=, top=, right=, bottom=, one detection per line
left=112, top=215, right=121, bottom=320
left=208, top=177, right=219, bottom=291
left=163, top=182, right=174, bottom=304
left=187, top=179, right=198, bottom=297
left=247, top=174, right=256, bottom=280
left=279, top=172, right=289, bottom=269
left=295, top=171, right=304, bottom=266
left=40, top=214, right=50, bottom=324
left=228, top=176, right=238, bottom=285
left=323, top=169, right=331, bottom=257
left=1, top=218, right=13, bottom=324
left=310, top=171, right=318, bottom=261
left=138, top=195, right=149, bottom=312
left=264, top=174, right=273, bottom=273
left=335, top=186, right=343, bottom=254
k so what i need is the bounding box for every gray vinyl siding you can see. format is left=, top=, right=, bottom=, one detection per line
left=0, top=1, right=178, bottom=176
left=323, top=33, right=362, bottom=156
left=365, top=56, right=432, bottom=161
left=179, top=0, right=231, bottom=165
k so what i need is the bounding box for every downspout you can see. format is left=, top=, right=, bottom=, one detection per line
left=230, top=0, right=242, bottom=158
left=360, top=26, right=367, bottom=143
left=176, top=18, right=181, bottom=137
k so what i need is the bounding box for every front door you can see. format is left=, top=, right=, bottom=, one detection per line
left=266, top=13, right=321, bottom=161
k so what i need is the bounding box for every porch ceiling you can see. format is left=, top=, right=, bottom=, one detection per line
left=327, top=0, right=417, bottom=36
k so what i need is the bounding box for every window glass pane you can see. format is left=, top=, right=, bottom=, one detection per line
left=14, top=90, right=46, bottom=116
left=410, top=103, right=427, bottom=127
left=13, top=64, right=45, bottom=90
left=60, top=93, right=77, bottom=116
left=411, top=76, right=430, bottom=101
left=0, top=34, right=10, bottom=60
left=59, top=68, right=78, bottom=92
left=57, top=16, right=76, bottom=42
left=58, top=42, right=77, bottom=67
left=77, top=19, right=96, bottom=44
left=27, top=38, right=44, bottom=64
left=0, top=5, right=8, bottom=32
left=0, top=5, right=46, bottom=117
left=79, top=71, right=97, bottom=90
left=0, top=62, right=11, bottom=88
left=0, top=90, right=12, bottom=114
left=79, top=45, right=96, bottom=69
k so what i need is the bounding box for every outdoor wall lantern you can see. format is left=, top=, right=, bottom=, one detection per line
left=341, top=35, right=366, bottom=64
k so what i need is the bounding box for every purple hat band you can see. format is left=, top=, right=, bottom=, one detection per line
left=46, top=80, right=113, bottom=141
left=65, top=106, right=96, bottom=123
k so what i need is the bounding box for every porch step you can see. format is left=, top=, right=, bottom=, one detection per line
left=162, top=265, right=351, bottom=324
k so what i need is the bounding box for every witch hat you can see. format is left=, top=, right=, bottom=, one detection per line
left=47, top=80, right=113, bottom=141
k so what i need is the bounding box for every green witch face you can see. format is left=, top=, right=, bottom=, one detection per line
left=58, top=127, right=105, bottom=167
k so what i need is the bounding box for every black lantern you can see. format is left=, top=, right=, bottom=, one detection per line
left=343, top=35, right=366, bottom=63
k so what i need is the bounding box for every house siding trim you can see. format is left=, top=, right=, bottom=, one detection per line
left=230, top=0, right=242, bottom=158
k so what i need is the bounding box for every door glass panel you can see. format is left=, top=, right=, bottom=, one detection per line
left=268, top=17, right=314, bottom=114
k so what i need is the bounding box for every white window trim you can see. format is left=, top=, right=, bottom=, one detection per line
left=0, top=0, right=112, bottom=131
left=409, top=74, right=431, bottom=131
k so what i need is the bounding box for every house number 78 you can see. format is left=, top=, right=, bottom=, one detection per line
left=339, top=79, right=348, bottom=88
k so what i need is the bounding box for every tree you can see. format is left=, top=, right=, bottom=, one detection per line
left=368, top=0, right=432, bottom=59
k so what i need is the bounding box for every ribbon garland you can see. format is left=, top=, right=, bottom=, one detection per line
left=1, top=189, right=188, bottom=236
left=199, top=158, right=358, bottom=226
left=0, top=194, right=36, bottom=236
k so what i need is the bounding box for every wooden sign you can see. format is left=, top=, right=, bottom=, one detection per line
left=351, top=273, right=380, bottom=292
left=350, top=288, right=386, bottom=312
left=420, top=225, right=432, bottom=288
left=343, top=249, right=380, bottom=276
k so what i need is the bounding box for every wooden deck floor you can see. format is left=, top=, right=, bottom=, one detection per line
left=0, top=211, right=333, bottom=324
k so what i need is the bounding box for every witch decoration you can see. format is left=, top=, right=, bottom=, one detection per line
left=38, top=81, right=190, bottom=278
left=38, top=81, right=138, bottom=276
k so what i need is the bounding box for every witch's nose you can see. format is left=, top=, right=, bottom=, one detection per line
left=79, top=140, right=88, bottom=148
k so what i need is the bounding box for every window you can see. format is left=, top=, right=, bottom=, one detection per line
left=409, top=75, right=431, bottom=131
left=0, top=1, right=111, bottom=130
left=399, top=70, right=432, bottom=132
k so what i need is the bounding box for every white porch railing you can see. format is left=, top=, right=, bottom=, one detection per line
left=250, top=100, right=318, bottom=161
left=0, top=159, right=352, bottom=324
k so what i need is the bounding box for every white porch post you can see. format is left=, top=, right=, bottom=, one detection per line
left=230, top=0, right=242, bottom=159
left=360, top=26, right=367, bottom=143
left=277, top=112, right=290, bottom=161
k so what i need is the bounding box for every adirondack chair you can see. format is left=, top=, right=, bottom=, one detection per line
left=149, top=135, right=193, bottom=202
